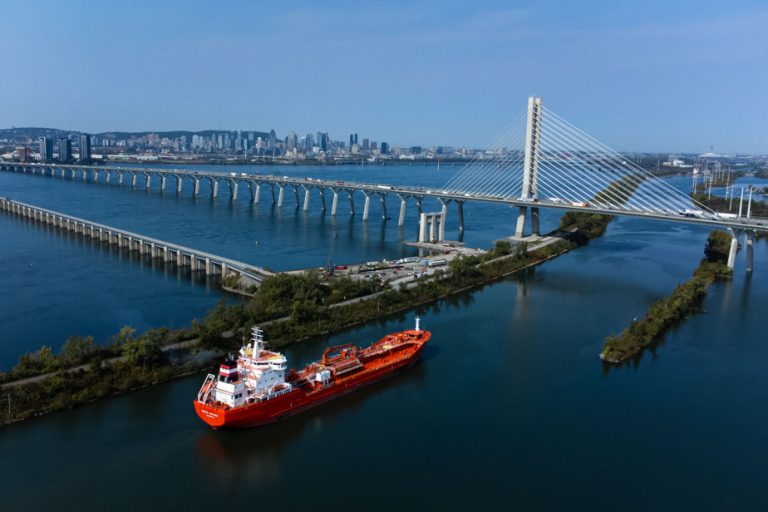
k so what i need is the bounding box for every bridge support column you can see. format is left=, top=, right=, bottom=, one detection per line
left=515, top=207, right=527, bottom=238
left=277, top=185, right=285, bottom=207
left=211, top=179, right=218, bottom=198
left=727, top=229, right=738, bottom=270
left=106, top=171, right=111, bottom=184
left=746, top=231, right=755, bottom=272
left=145, top=174, right=151, bottom=190
left=398, top=195, right=407, bottom=226
left=331, top=190, right=339, bottom=216
left=131, top=173, right=137, bottom=188
left=320, top=189, right=326, bottom=211
left=176, top=250, right=183, bottom=267
left=293, top=186, right=300, bottom=208
left=419, top=213, right=428, bottom=242
left=163, top=246, right=170, bottom=263
left=303, top=187, right=311, bottom=211
left=516, top=96, right=543, bottom=238
left=362, top=192, right=371, bottom=221
left=176, top=176, right=183, bottom=194
left=230, top=180, right=238, bottom=200
left=439, top=200, right=448, bottom=241
left=193, top=178, right=200, bottom=196
left=160, top=176, right=167, bottom=191
left=205, top=258, right=212, bottom=276
left=380, top=194, right=388, bottom=220
left=348, top=191, right=355, bottom=215
left=457, top=200, right=465, bottom=232
left=118, top=172, right=124, bottom=185
left=531, top=207, right=540, bottom=236
left=251, top=183, right=261, bottom=204
left=221, top=263, right=229, bottom=279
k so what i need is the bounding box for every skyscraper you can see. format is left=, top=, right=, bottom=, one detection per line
left=380, top=142, right=389, bottom=155
left=39, top=137, right=53, bottom=162
left=57, top=138, right=72, bottom=162
left=79, top=134, right=91, bottom=162
left=362, top=138, right=369, bottom=151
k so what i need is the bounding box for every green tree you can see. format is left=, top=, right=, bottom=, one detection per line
left=123, top=337, right=163, bottom=372
left=59, top=336, right=96, bottom=366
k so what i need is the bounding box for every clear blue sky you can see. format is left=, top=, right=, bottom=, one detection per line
left=1, top=0, right=767, bottom=153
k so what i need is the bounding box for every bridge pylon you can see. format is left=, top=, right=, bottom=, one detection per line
left=515, top=95, right=543, bottom=238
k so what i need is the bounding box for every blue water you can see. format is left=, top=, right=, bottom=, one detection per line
left=1, top=165, right=768, bottom=510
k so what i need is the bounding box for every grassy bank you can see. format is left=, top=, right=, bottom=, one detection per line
left=600, top=230, right=733, bottom=364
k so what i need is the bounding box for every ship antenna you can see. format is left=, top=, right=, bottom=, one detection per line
left=415, top=316, right=421, bottom=331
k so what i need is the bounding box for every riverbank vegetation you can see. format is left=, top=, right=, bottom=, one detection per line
left=600, top=230, right=733, bottom=364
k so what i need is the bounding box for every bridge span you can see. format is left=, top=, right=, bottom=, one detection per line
left=0, top=197, right=273, bottom=286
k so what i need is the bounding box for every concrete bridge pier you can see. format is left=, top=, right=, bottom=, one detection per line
left=131, top=173, right=138, bottom=188
left=81, top=168, right=88, bottom=181
left=145, top=174, right=152, bottom=190
left=193, top=178, right=200, bottom=196
left=117, top=171, right=124, bottom=185
left=397, top=195, right=407, bottom=226
left=515, top=207, right=528, bottom=238
left=331, top=190, right=339, bottom=216
left=531, top=207, right=540, bottom=236
left=210, top=179, right=219, bottom=198
left=205, top=258, right=212, bottom=276
left=348, top=191, right=356, bottom=215
left=221, top=263, right=229, bottom=279
left=160, top=176, right=167, bottom=191
left=379, top=193, right=388, bottom=220
left=439, top=199, right=448, bottom=241
left=176, top=250, right=183, bottom=267
left=302, top=187, right=311, bottom=211
left=362, top=192, right=371, bottom=221
left=457, top=200, right=465, bottom=232
left=293, top=186, right=300, bottom=208
left=105, top=171, right=111, bottom=184
left=230, top=180, right=239, bottom=200
left=319, top=189, right=326, bottom=211
left=727, top=229, right=739, bottom=270
left=746, top=231, right=755, bottom=272
left=250, top=182, right=261, bottom=204
left=277, top=185, right=285, bottom=207
left=175, top=176, right=183, bottom=194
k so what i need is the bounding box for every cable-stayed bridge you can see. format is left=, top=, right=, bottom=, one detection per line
left=1, top=97, right=765, bottom=270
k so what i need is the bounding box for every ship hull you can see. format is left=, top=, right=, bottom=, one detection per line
left=194, top=342, right=424, bottom=429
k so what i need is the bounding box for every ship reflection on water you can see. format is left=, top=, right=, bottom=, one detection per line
left=195, top=361, right=430, bottom=483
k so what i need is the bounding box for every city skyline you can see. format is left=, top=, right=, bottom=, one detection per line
left=1, top=0, right=767, bottom=153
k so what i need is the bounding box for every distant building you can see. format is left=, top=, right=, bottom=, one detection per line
left=39, top=137, right=53, bottom=162
left=380, top=142, right=389, bottom=155
left=410, top=146, right=422, bottom=155
left=15, top=147, right=30, bottom=161
left=349, top=133, right=358, bottom=148
left=362, top=138, right=369, bottom=151
left=79, top=134, right=91, bottom=161
left=58, top=138, right=72, bottom=162
left=370, top=141, right=378, bottom=151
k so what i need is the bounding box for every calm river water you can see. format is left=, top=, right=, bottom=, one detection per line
left=0, top=166, right=766, bottom=510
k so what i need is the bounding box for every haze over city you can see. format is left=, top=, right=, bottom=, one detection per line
left=1, top=0, right=767, bottom=153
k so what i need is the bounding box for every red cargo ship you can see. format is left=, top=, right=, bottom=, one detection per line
left=194, top=317, right=430, bottom=429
